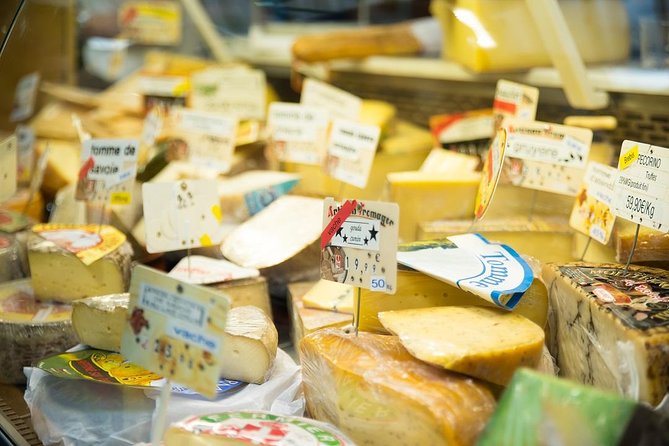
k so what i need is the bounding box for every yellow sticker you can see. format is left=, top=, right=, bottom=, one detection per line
left=619, top=144, right=639, bottom=170
left=211, top=204, right=222, bottom=222
left=199, top=234, right=212, bottom=247
left=172, top=79, right=191, bottom=97
left=110, top=191, right=132, bottom=206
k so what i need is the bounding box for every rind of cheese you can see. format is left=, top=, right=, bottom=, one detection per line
left=210, top=276, right=272, bottom=317
left=35, top=139, right=81, bottom=196
left=302, top=279, right=354, bottom=314
left=299, top=329, right=496, bottom=446
left=379, top=306, right=545, bottom=385
left=72, top=293, right=129, bottom=352
left=542, top=262, right=669, bottom=405
left=357, top=268, right=548, bottom=333
left=27, top=233, right=133, bottom=301
left=614, top=221, right=669, bottom=263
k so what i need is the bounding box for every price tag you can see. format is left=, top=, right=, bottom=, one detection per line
left=76, top=139, right=139, bottom=204
left=569, top=162, right=618, bottom=244
left=612, top=141, right=669, bottom=232
left=325, top=119, right=380, bottom=188
left=168, top=255, right=259, bottom=285
left=120, top=265, right=230, bottom=398
left=475, top=128, right=507, bottom=220
left=118, top=1, right=182, bottom=46
left=300, top=78, right=362, bottom=122
left=191, top=67, right=267, bottom=120
left=142, top=179, right=223, bottom=253
left=141, top=108, right=164, bottom=148
left=140, top=75, right=189, bottom=113
left=493, top=79, right=539, bottom=130
left=267, top=102, right=329, bottom=165
left=16, top=125, right=35, bottom=184
left=430, top=109, right=494, bottom=147
left=10, top=72, right=40, bottom=122
left=0, top=135, right=17, bottom=203
left=31, top=224, right=126, bottom=265
left=321, top=198, right=398, bottom=294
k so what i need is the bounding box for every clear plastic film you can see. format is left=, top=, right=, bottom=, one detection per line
left=543, top=262, right=669, bottom=406
left=429, top=0, right=630, bottom=72
left=299, top=328, right=496, bottom=446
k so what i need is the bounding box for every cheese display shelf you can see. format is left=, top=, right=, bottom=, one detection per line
left=1, top=0, right=669, bottom=445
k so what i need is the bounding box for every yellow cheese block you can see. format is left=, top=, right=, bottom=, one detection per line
left=379, top=306, right=545, bottom=386
left=300, top=329, right=496, bottom=446
left=379, top=120, right=433, bottom=155
left=387, top=171, right=481, bottom=242
left=359, top=100, right=396, bottom=135
left=485, top=184, right=575, bottom=219
left=420, top=148, right=481, bottom=173
left=614, top=220, right=669, bottom=263
left=302, top=279, right=354, bottom=314
left=209, top=276, right=272, bottom=318
left=357, top=268, right=548, bottom=333
left=572, top=232, right=617, bottom=263
left=36, top=139, right=80, bottom=197
left=1, top=188, right=44, bottom=223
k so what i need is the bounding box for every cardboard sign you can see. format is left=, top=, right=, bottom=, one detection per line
left=0, top=135, right=17, bottom=203
left=118, top=1, right=182, bottom=46
left=267, top=102, right=329, bottom=165
left=612, top=140, right=669, bottom=232
left=570, top=162, right=618, bottom=244
left=140, top=75, right=189, bottom=113
left=300, top=78, right=362, bottom=121
left=120, top=265, right=231, bottom=398
left=493, top=79, right=539, bottom=130
left=321, top=198, right=399, bottom=294
left=325, top=119, right=380, bottom=188
left=191, top=67, right=266, bottom=120
left=142, top=180, right=223, bottom=253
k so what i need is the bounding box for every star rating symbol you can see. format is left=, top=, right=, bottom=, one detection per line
left=369, top=226, right=378, bottom=241
left=336, top=227, right=343, bottom=238
left=364, top=237, right=369, bottom=245
left=342, top=234, right=348, bottom=242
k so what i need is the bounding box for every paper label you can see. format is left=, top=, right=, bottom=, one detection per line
left=267, top=102, right=329, bottom=165
left=300, top=78, right=362, bottom=121
left=430, top=109, right=494, bottom=145
left=397, top=234, right=534, bottom=309
left=142, top=180, right=223, bottom=253
left=475, top=128, right=507, bottom=220
left=560, top=266, right=669, bottom=330
left=140, top=75, right=189, bottom=113
left=16, top=125, right=35, bottom=184
left=612, top=140, right=669, bottom=232
left=192, top=67, right=266, bottom=120
left=0, top=209, right=30, bottom=233
left=31, top=224, right=126, bottom=266
left=37, top=349, right=243, bottom=394
left=76, top=139, right=139, bottom=204
left=503, top=159, right=584, bottom=196
left=244, top=179, right=299, bottom=216
left=120, top=265, right=231, bottom=398
left=570, top=162, right=618, bottom=244
left=10, top=72, right=40, bottom=122
left=141, top=108, right=164, bottom=148
left=0, top=135, right=17, bottom=203
left=168, top=255, right=259, bottom=285
left=493, top=79, right=539, bottom=130
left=325, top=119, right=380, bottom=188
left=321, top=199, right=398, bottom=294
left=118, top=1, right=182, bottom=46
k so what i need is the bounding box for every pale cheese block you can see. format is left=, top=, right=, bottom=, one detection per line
left=418, top=216, right=576, bottom=264
left=300, top=329, right=496, bottom=446
left=379, top=120, right=433, bottom=155
left=72, top=293, right=129, bottom=352
left=359, top=99, right=396, bottom=136
left=357, top=268, right=549, bottom=333
left=419, top=148, right=481, bottom=173
left=379, top=306, right=545, bottom=385
left=543, top=262, right=669, bottom=405
left=0, top=279, right=77, bottom=383
left=210, top=276, right=272, bottom=317
left=36, top=139, right=80, bottom=196
left=165, top=412, right=356, bottom=446
left=302, top=279, right=354, bottom=314
left=386, top=170, right=481, bottom=242
left=27, top=228, right=133, bottom=301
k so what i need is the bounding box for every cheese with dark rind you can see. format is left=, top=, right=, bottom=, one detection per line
left=543, top=262, right=669, bottom=405
left=300, top=328, right=496, bottom=446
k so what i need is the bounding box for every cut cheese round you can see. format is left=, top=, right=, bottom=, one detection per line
left=72, top=293, right=129, bottom=352
left=379, top=306, right=545, bottom=386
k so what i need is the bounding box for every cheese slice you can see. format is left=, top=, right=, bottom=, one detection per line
left=379, top=306, right=545, bottom=386
left=72, top=293, right=129, bottom=352
left=386, top=170, right=481, bottom=242
left=302, top=279, right=354, bottom=314
left=542, top=262, right=669, bottom=405
left=300, top=329, right=496, bottom=446
left=357, top=268, right=548, bottom=333
left=418, top=216, right=576, bottom=264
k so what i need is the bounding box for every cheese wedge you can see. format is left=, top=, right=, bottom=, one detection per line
left=72, top=293, right=128, bottom=351
left=210, top=276, right=272, bottom=317
left=543, top=262, right=669, bottom=405
left=379, top=306, right=545, bottom=385
left=300, top=329, right=496, bottom=446
left=302, top=279, right=354, bottom=314
left=357, top=268, right=548, bottom=333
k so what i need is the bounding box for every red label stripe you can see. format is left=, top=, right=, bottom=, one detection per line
left=320, top=199, right=357, bottom=250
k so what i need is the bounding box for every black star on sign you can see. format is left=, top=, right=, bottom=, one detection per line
left=364, top=237, right=369, bottom=245
left=369, top=226, right=378, bottom=241
left=336, top=227, right=343, bottom=238
left=342, top=235, right=348, bottom=242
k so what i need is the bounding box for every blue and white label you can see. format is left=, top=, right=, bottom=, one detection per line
left=166, top=321, right=219, bottom=353
left=244, top=179, right=299, bottom=216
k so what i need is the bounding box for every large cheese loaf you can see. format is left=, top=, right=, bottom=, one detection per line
left=300, top=329, right=496, bottom=446
left=543, top=262, right=669, bottom=405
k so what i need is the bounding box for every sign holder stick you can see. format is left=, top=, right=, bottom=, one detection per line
left=624, top=223, right=641, bottom=272
left=579, top=237, right=592, bottom=261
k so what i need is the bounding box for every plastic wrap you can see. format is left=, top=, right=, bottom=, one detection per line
left=543, top=262, right=669, bottom=406
left=477, top=368, right=669, bottom=446
left=25, top=349, right=304, bottom=446
left=299, top=328, right=496, bottom=446
left=430, top=0, right=630, bottom=72
left=0, top=279, right=78, bottom=384
left=0, top=232, right=29, bottom=281
left=164, top=411, right=356, bottom=446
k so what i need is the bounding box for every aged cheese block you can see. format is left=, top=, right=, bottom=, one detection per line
left=418, top=216, right=576, bottom=264
left=0, top=233, right=28, bottom=282
left=357, top=268, right=548, bottom=333
left=300, top=329, right=496, bottom=446
left=302, top=279, right=354, bottom=314
left=72, top=293, right=129, bottom=352
left=165, top=412, right=356, bottom=446
left=288, top=281, right=352, bottom=347
left=0, top=279, right=77, bottom=384
left=209, top=276, right=272, bottom=317
left=379, top=306, right=545, bottom=385
left=387, top=170, right=481, bottom=242
left=36, top=139, right=80, bottom=196
left=614, top=221, right=669, bottom=263
left=27, top=225, right=133, bottom=301
left=543, top=262, right=669, bottom=405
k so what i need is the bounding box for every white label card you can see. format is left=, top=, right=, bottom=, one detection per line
left=325, top=119, right=380, bottom=188
left=300, top=78, right=362, bottom=122
left=569, top=162, right=618, bottom=244
left=168, top=255, right=259, bottom=285
left=10, top=72, right=40, bottom=122
left=493, top=79, right=539, bottom=130
left=143, top=180, right=223, bottom=253
left=191, top=67, right=266, bottom=120
left=612, top=140, right=669, bottom=232
left=76, top=139, right=139, bottom=204
left=267, top=102, right=329, bottom=165
left=0, top=135, right=17, bottom=202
